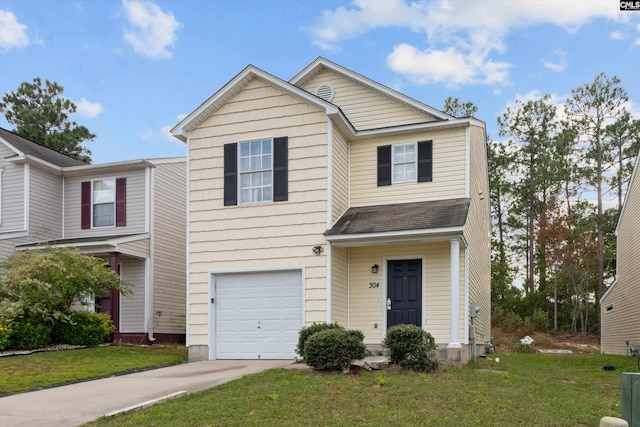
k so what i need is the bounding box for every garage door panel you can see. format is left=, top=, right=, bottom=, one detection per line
left=215, top=270, right=303, bottom=360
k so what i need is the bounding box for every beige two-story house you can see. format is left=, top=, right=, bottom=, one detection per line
left=0, top=128, right=186, bottom=343
left=601, top=153, right=640, bottom=355
left=172, top=58, right=490, bottom=365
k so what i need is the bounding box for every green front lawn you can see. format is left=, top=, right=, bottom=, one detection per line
left=0, top=344, right=187, bottom=395
left=87, top=351, right=637, bottom=426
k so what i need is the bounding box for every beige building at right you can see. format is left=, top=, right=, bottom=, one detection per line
left=601, top=154, right=640, bottom=355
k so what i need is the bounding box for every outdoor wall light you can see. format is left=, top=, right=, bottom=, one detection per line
left=371, top=264, right=379, bottom=274
left=312, top=245, right=323, bottom=255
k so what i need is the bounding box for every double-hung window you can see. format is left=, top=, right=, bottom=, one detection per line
left=377, top=140, right=432, bottom=186
left=92, top=179, right=115, bottom=227
left=239, top=139, right=273, bottom=204
left=81, top=177, right=126, bottom=229
left=224, top=136, right=288, bottom=206
left=392, top=144, right=416, bottom=183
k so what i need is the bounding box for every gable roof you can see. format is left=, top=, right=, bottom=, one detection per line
left=0, top=127, right=87, bottom=167
left=171, top=64, right=353, bottom=142
left=290, top=57, right=453, bottom=122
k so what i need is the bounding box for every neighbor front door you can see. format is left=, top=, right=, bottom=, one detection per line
left=387, top=259, right=422, bottom=328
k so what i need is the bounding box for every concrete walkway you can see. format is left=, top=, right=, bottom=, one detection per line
left=0, top=359, right=294, bottom=427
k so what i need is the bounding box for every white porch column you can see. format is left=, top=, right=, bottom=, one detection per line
left=448, top=238, right=461, bottom=349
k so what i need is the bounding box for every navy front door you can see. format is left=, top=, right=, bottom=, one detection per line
left=387, top=259, right=422, bottom=328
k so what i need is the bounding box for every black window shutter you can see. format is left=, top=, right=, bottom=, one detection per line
left=377, top=145, right=391, bottom=186
left=418, top=140, right=433, bottom=182
left=273, top=137, right=288, bottom=202
left=224, top=143, right=238, bottom=206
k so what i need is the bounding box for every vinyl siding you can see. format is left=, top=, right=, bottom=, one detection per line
left=28, top=165, right=63, bottom=243
left=152, top=161, right=187, bottom=334
left=331, top=246, right=348, bottom=325
left=601, top=159, right=640, bottom=355
left=119, top=258, right=146, bottom=333
left=118, top=238, right=150, bottom=259
left=188, top=77, right=329, bottom=347
left=331, top=128, right=349, bottom=223
left=347, top=242, right=464, bottom=345
left=463, top=125, right=491, bottom=345
left=63, top=169, right=147, bottom=238
left=350, top=128, right=467, bottom=207
left=299, top=68, right=433, bottom=130
left=0, top=145, right=26, bottom=234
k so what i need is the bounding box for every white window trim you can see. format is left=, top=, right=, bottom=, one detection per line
left=391, top=143, right=417, bottom=184
left=91, top=177, right=116, bottom=228
left=238, top=138, right=274, bottom=205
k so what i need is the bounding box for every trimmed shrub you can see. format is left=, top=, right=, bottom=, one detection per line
left=9, top=316, right=51, bottom=350
left=296, top=322, right=344, bottom=358
left=303, top=328, right=366, bottom=372
left=0, top=323, right=11, bottom=351
left=384, top=324, right=438, bottom=372
left=52, top=311, right=114, bottom=346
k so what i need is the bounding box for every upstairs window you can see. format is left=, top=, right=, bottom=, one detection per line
left=224, top=137, right=288, bottom=206
left=239, top=139, right=273, bottom=204
left=392, top=144, right=416, bottom=183
left=93, top=179, right=115, bottom=227
left=81, top=178, right=126, bottom=229
left=378, top=140, right=432, bottom=186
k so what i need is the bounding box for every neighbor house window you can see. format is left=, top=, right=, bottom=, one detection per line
left=92, top=179, right=116, bottom=227
left=81, top=178, right=126, bottom=229
left=224, top=137, right=288, bottom=206
left=392, top=143, right=416, bottom=183
left=377, top=140, right=432, bottom=186
left=239, top=139, right=273, bottom=204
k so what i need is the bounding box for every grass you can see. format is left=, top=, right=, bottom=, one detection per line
left=0, top=344, right=187, bottom=395
left=85, top=351, right=638, bottom=427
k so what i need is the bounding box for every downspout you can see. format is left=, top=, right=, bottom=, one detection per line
left=326, top=117, right=333, bottom=323
left=146, top=166, right=156, bottom=343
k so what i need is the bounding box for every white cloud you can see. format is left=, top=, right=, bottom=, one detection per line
left=0, top=10, right=29, bottom=51
left=387, top=43, right=511, bottom=87
left=143, top=114, right=187, bottom=143
left=609, top=30, right=625, bottom=40
left=309, top=0, right=624, bottom=86
left=122, top=0, right=182, bottom=60
left=542, top=49, right=568, bottom=72
left=75, top=98, right=103, bottom=118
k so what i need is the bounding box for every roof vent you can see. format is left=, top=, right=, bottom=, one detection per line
left=315, top=83, right=335, bottom=102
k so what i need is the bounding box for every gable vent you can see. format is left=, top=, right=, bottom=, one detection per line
left=315, top=83, right=335, bottom=102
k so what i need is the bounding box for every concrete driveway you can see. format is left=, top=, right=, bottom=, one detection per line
left=0, top=359, right=294, bottom=427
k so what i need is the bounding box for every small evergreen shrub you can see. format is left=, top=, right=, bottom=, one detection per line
left=303, top=328, right=366, bottom=372
left=0, top=323, right=12, bottom=351
left=9, top=316, right=51, bottom=350
left=384, top=324, right=438, bottom=372
left=52, top=311, right=114, bottom=346
left=296, top=322, right=344, bottom=358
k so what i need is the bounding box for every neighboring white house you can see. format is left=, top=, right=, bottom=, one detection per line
left=0, top=127, right=187, bottom=343
left=172, top=58, right=491, bottom=365
left=601, top=153, right=640, bottom=355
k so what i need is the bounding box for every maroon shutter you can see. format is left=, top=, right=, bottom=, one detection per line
left=115, top=177, right=126, bottom=227
left=81, top=181, right=91, bottom=229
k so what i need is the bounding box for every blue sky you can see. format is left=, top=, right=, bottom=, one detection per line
left=0, top=0, right=638, bottom=165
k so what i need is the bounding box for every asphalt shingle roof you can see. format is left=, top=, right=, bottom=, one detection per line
left=0, top=127, right=88, bottom=167
left=325, top=198, right=471, bottom=236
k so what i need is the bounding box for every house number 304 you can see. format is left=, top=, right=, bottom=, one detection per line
left=369, top=282, right=379, bottom=288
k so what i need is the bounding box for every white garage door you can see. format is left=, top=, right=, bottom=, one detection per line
left=215, top=270, right=303, bottom=359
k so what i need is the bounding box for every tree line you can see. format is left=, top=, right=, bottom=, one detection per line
left=445, top=73, right=639, bottom=335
